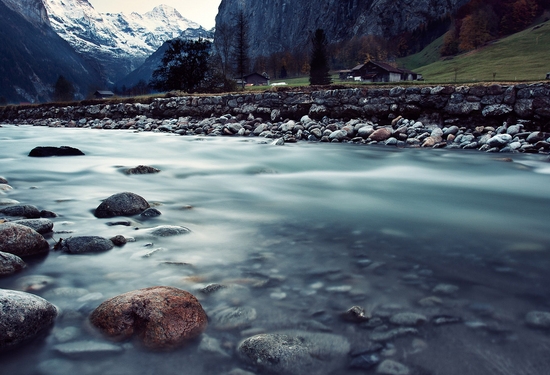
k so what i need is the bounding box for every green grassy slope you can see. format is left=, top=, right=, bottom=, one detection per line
left=397, top=35, right=445, bottom=71
left=414, top=21, right=550, bottom=83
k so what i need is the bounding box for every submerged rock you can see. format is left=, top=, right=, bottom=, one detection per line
left=0, top=289, right=57, bottom=350
left=60, top=236, right=114, bottom=254
left=0, top=222, right=49, bottom=257
left=213, top=306, right=257, bottom=330
left=124, top=165, right=161, bottom=175
left=147, top=225, right=191, bottom=237
left=238, top=331, right=350, bottom=375
left=89, top=286, right=207, bottom=350
left=377, top=359, right=410, bottom=375
left=389, top=312, right=427, bottom=326
left=0, top=251, right=26, bottom=276
left=94, top=192, right=150, bottom=218
left=53, top=340, right=123, bottom=358
left=28, top=146, right=84, bottom=157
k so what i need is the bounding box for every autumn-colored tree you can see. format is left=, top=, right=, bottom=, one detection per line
left=459, top=5, right=498, bottom=51
left=441, top=27, right=460, bottom=56
left=511, top=0, right=539, bottom=31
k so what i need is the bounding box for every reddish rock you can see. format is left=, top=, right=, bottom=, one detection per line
left=0, top=222, right=49, bottom=257
left=368, top=127, right=392, bottom=142
left=89, top=286, right=208, bottom=350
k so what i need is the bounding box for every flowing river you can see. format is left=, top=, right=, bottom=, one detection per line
left=1, top=124, right=550, bottom=375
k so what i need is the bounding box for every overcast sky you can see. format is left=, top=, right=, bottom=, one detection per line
left=90, top=0, right=222, bottom=29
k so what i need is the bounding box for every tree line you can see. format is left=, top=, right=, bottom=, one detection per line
left=442, top=0, right=549, bottom=55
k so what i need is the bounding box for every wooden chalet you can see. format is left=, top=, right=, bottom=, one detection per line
left=243, top=72, right=270, bottom=86
left=94, top=90, right=115, bottom=99
left=346, top=61, right=421, bottom=82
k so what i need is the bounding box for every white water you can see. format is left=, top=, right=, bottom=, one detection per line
left=1, top=125, right=550, bottom=374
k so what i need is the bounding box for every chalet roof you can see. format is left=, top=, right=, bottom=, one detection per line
left=94, top=90, right=114, bottom=96
left=368, top=61, right=403, bottom=74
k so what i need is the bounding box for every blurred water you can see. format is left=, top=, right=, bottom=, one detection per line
left=1, top=125, right=550, bottom=375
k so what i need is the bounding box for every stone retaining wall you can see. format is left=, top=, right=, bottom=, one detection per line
left=1, top=83, right=549, bottom=130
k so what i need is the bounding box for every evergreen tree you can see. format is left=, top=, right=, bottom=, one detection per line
left=53, top=75, right=75, bottom=102
left=150, top=38, right=211, bottom=93
left=309, top=29, right=332, bottom=86
left=232, top=11, right=250, bottom=89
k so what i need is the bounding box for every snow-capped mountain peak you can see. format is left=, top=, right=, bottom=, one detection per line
left=42, top=0, right=209, bottom=82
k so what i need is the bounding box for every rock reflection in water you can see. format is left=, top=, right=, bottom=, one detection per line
left=0, top=125, right=550, bottom=375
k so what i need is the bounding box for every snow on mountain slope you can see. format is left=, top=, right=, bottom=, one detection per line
left=42, top=0, right=207, bottom=81
left=44, top=0, right=201, bottom=58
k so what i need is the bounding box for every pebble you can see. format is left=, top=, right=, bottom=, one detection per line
left=350, top=353, right=381, bottom=370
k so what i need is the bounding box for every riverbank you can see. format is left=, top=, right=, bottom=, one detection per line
left=1, top=83, right=549, bottom=154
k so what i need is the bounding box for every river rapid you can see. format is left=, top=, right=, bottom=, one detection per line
left=1, top=124, right=550, bottom=375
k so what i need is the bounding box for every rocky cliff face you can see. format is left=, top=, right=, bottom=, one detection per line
left=215, top=0, right=469, bottom=59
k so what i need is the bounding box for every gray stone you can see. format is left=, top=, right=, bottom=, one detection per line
left=357, top=125, right=374, bottom=138
left=0, top=205, right=41, bottom=218
left=124, top=165, right=160, bottom=175
left=0, top=289, right=57, bottom=350
left=238, top=331, right=350, bottom=375
left=525, top=311, right=550, bottom=328
left=389, top=312, right=427, bottom=326
left=0, top=251, right=26, bottom=276
left=329, top=130, right=348, bottom=141
left=148, top=225, right=191, bottom=237
left=213, top=306, right=257, bottom=330
left=487, top=134, right=512, bottom=148
left=94, top=192, right=150, bottom=218
left=0, top=222, right=49, bottom=257
left=482, top=104, right=513, bottom=117
left=61, top=236, right=114, bottom=254
left=526, top=132, right=546, bottom=143
left=13, top=218, right=54, bottom=234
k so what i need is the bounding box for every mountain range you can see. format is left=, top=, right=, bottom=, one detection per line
left=0, top=0, right=211, bottom=103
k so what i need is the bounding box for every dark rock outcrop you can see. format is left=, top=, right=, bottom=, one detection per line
left=89, top=286, right=208, bottom=350
left=0, top=289, right=57, bottom=350
left=0, top=222, right=49, bottom=257
left=28, top=146, right=85, bottom=157
left=94, top=192, right=150, bottom=218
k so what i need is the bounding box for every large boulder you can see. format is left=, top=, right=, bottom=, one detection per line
left=238, top=331, right=350, bottom=375
left=94, top=192, right=150, bottom=218
left=0, top=251, right=26, bottom=276
left=60, top=236, right=114, bottom=254
left=0, top=205, right=41, bottom=219
left=0, top=289, right=57, bottom=350
left=89, top=286, right=208, bottom=350
left=0, top=222, right=49, bottom=257
left=368, top=127, right=393, bottom=142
